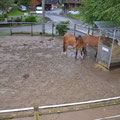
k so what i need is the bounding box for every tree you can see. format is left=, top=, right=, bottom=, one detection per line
left=58, top=0, right=63, bottom=5
left=0, top=0, right=14, bottom=15
left=18, top=0, right=31, bottom=8
left=80, top=0, right=120, bottom=25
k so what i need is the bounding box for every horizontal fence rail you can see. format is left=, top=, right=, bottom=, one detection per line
left=95, top=114, right=120, bottom=120
left=0, top=22, right=120, bottom=39
left=0, top=96, right=120, bottom=114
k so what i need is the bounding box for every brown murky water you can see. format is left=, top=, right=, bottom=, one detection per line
left=0, top=35, right=120, bottom=111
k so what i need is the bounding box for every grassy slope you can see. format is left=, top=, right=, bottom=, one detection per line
left=7, top=6, right=42, bottom=23
left=8, top=6, right=32, bottom=16
left=67, top=13, right=84, bottom=21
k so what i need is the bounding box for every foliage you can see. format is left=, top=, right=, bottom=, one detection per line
left=0, top=15, right=4, bottom=18
left=25, top=16, right=36, bottom=22
left=0, top=0, right=14, bottom=15
left=80, top=0, right=120, bottom=25
left=8, top=5, right=32, bottom=16
left=0, top=15, right=4, bottom=21
left=56, top=21, right=70, bottom=36
left=67, top=13, right=84, bottom=21
left=14, top=17, right=22, bottom=22
left=58, top=0, right=63, bottom=5
left=18, top=0, right=31, bottom=7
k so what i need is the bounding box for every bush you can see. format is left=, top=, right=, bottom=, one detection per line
left=25, top=16, right=36, bottom=22
left=14, top=17, right=22, bottom=22
left=56, top=21, right=70, bottom=36
left=0, top=15, right=4, bottom=21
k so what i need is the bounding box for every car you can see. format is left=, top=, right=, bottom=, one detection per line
left=7, top=7, right=13, bottom=13
left=67, top=10, right=80, bottom=15
left=36, top=6, right=42, bottom=14
left=18, top=5, right=27, bottom=12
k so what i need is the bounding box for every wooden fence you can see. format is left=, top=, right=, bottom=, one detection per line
left=0, top=96, right=120, bottom=120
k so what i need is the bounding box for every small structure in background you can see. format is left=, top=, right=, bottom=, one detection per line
left=62, top=0, right=83, bottom=12
left=94, top=21, right=120, bottom=69
left=29, top=0, right=58, bottom=10
left=44, top=0, right=58, bottom=10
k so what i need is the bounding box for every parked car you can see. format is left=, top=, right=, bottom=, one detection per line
left=36, top=6, right=42, bottom=14
left=7, top=7, right=13, bottom=13
left=67, top=10, right=80, bottom=15
left=18, top=5, right=27, bottom=12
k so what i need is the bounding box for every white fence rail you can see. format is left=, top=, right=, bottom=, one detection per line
left=0, top=96, right=120, bottom=114
left=95, top=114, right=120, bottom=120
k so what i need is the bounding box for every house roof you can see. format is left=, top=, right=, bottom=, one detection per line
left=39, top=0, right=58, bottom=4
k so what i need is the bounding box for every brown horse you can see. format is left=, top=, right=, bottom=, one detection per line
left=63, top=33, right=87, bottom=59
left=82, top=35, right=118, bottom=57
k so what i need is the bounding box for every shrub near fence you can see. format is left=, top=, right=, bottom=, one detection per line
left=56, top=21, right=70, bottom=35
left=25, top=16, right=37, bottom=22
left=0, top=15, right=4, bottom=21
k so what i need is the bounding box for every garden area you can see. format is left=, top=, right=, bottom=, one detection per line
left=0, top=4, right=43, bottom=24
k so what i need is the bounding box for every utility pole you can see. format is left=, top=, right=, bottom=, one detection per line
left=42, top=0, right=45, bottom=34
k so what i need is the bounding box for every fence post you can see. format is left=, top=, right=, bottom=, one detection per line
left=74, top=24, right=76, bottom=36
left=92, top=29, right=94, bottom=36
left=10, top=23, right=12, bottom=36
left=107, top=33, right=110, bottom=37
left=88, top=27, right=90, bottom=35
left=52, top=22, right=54, bottom=36
left=21, top=16, right=22, bottom=22
left=34, top=105, right=39, bottom=120
left=31, top=23, right=33, bottom=36
left=108, top=29, right=116, bottom=69
left=11, top=17, right=13, bottom=22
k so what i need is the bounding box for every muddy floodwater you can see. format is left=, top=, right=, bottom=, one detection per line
left=0, top=36, right=120, bottom=110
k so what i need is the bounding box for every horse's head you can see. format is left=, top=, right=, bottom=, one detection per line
left=76, top=35, right=87, bottom=56
left=76, top=35, right=83, bottom=43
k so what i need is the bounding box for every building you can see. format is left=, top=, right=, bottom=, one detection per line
left=29, top=0, right=58, bottom=10
left=29, top=0, right=41, bottom=7
left=62, top=0, right=83, bottom=10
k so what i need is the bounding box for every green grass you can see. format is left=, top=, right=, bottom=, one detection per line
left=54, top=6, right=62, bottom=10
left=67, top=13, right=84, bottom=21
left=7, top=16, right=42, bottom=23
left=7, top=5, right=42, bottom=23
left=0, top=32, right=11, bottom=35
left=8, top=6, right=33, bottom=16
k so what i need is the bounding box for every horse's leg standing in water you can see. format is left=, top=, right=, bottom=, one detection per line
left=75, top=47, right=83, bottom=59
left=80, top=47, right=84, bottom=59
left=83, top=47, right=87, bottom=56
left=75, top=47, right=78, bottom=59
left=63, top=41, right=68, bottom=55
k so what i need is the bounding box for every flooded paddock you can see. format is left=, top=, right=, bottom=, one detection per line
left=0, top=36, right=120, bottom=110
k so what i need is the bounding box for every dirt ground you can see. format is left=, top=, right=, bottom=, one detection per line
left=0, top=35, right=120, bottom=111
